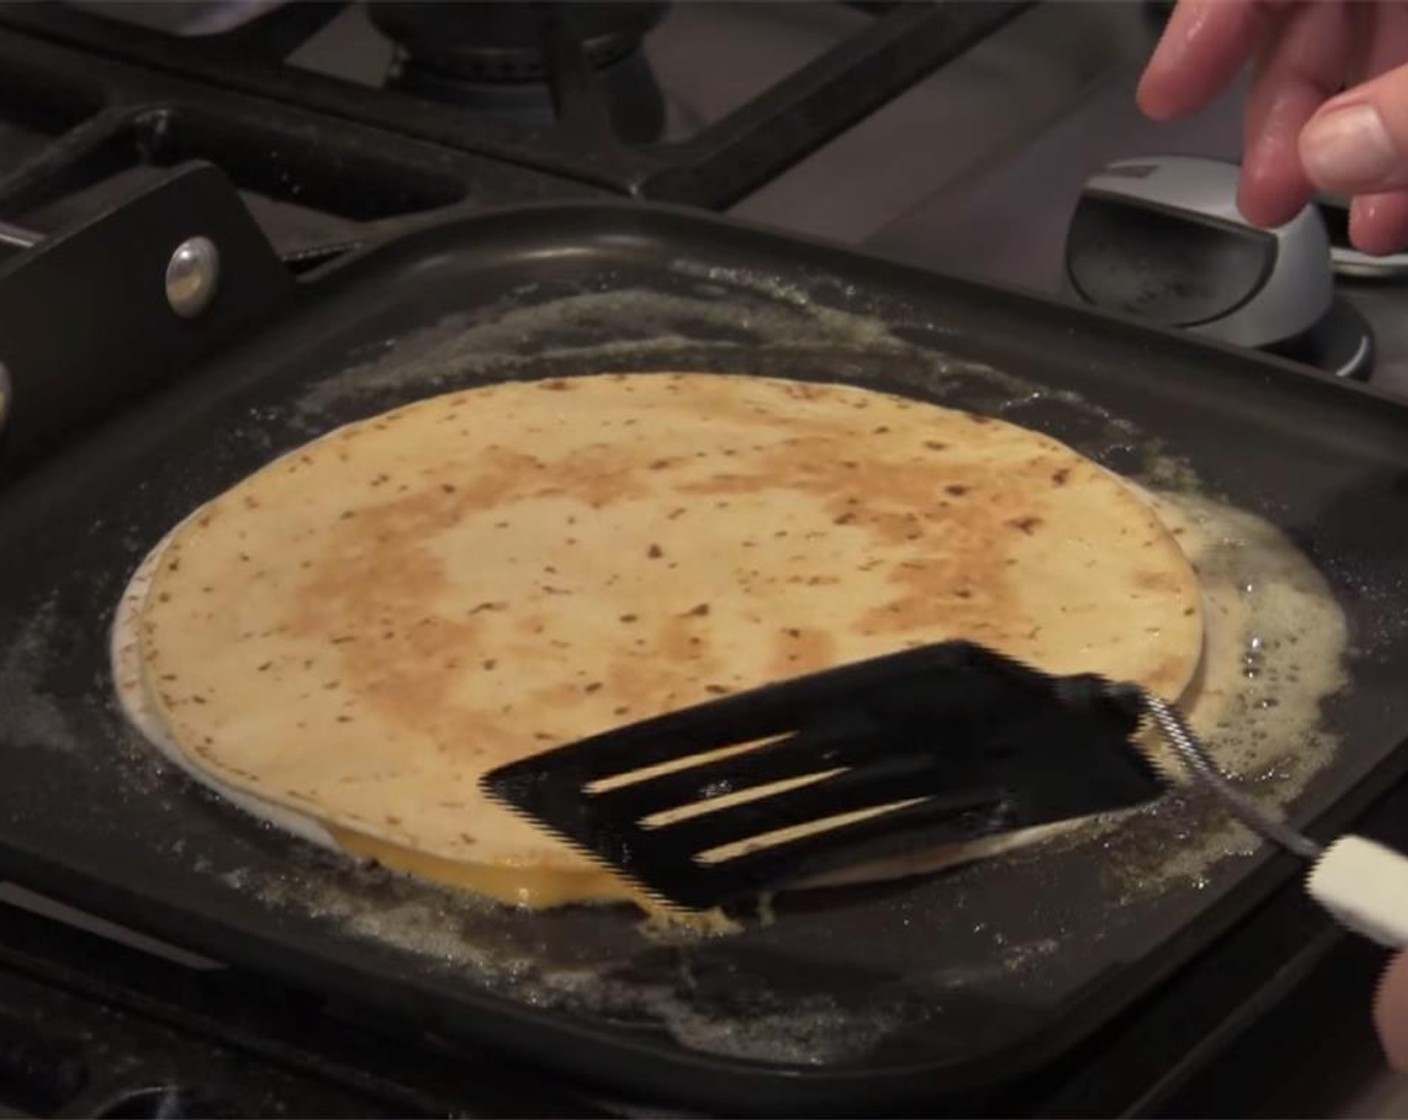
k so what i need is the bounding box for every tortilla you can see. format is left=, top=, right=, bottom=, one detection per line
left=122, top=373, right=1204, bottom=906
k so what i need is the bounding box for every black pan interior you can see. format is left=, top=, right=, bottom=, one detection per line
left=3, top=203, right=1408, bottom=1114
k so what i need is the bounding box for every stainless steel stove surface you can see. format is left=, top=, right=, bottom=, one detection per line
left=2, top=2, right=1408, bottom=1116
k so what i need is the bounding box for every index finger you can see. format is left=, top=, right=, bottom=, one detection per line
left=1138, top=0, right=1273, bottom=120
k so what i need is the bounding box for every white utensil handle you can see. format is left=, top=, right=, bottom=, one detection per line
left=1306, top=835, right=1408, bottom=948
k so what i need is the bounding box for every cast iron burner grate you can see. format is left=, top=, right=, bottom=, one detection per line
left=0, top=0, right=1028, bottom=207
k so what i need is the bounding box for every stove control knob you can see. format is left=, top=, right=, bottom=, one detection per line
left=1065, top=155, right=1332, bottom=352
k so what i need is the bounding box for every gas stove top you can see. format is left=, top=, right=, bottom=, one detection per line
left=2, top=2, right=1398, bottom=385
left=0, top=0, right=1026, bottom=248
left=2, top=3, right=1407, bottom=1116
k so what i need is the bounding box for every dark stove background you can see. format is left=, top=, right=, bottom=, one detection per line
left=0, top=890, right=607, bottom=1119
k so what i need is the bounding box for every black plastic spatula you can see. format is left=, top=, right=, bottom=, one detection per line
left=480, top=641, right=1166, bottom=910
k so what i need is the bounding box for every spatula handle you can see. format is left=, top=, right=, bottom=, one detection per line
left=1307, top=835, right=1408, bottom=948
left=1141, top=691, right=1408, bottom=947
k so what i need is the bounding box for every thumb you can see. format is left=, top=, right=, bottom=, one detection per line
left=1375, top=949, right=1408, bottom=1071
left=1301, top=62, right=1408, bottom=195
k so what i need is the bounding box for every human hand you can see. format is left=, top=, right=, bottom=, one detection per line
left=1377, top=949, right=1408, bottom=1070
left=1137, top=1, right=1408, bottom=255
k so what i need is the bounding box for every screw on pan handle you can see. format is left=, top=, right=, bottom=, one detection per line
left=0, top=219, right=222, bottom=320
left=165, top=236, right=221, bottom=319
left=0, top=224, right=218, bottom=447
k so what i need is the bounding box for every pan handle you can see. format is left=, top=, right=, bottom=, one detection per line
left=0, top=161, right=295, bottom=477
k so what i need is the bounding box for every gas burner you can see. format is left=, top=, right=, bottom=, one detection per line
left=370, top=1, right=669, bottom=141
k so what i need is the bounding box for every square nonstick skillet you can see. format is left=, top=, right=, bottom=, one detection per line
left=4, top=164, right=1408, bottom=1115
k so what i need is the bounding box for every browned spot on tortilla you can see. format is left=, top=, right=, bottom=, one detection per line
left=1136, top=568, right=1184, bottom=593
left=767, top=626, right=836, bottom=676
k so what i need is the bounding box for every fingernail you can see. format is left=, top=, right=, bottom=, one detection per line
left=1303, top=103, right=1402, bottom=191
